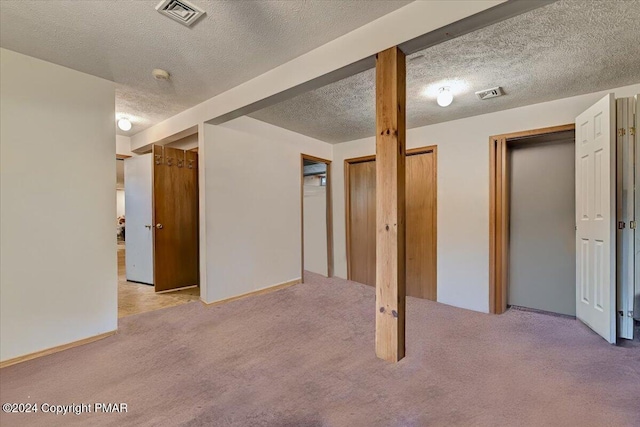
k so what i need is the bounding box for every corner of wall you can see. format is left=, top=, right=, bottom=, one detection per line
left=116, top=135, right=133, bottom=157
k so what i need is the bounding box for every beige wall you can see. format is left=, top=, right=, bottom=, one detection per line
left=332, top=83, right=640, bottom=313
left=116, top=189, right=126, bottom=218
left=116, top=135, right=133, bottom=157
left=165, top=133, right=198, bottom=151
left=202, top=117, right=332, bottom=303
left=0, top=49, right=117, bottom=361
left=304, top=184, right=328, bottom=276
left=508, top=136, right=576, bottom=315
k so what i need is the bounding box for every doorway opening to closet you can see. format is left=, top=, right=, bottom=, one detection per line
left=490, top=124, right=576, bottom=317
left=489, top=95, right=638, bottom=345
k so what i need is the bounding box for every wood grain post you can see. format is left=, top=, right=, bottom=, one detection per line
left=375, top=46, right=406, bottom=362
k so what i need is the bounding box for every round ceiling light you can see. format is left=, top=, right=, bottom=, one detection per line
left=117, top=118, right=132, bottom=132
left=437, top=87, right=453, bottom=107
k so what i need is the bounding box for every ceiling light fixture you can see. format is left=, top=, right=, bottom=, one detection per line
left=117, top=118, right=132, bottom=132
left=436, top=87, right=453, bottom=107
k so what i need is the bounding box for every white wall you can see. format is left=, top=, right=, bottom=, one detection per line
left=116, top=189, right=126, bottom=218
left=304, top=184, right=328, bottom=276
left=165, top=133, right=199, bottom=151
left=202, top=117, right=332, bottom=303
left=333, top=83, right=640, bottom=313
left=116, top=135, right=133, bottom=157
left=0, top=49, right=117, bottom=361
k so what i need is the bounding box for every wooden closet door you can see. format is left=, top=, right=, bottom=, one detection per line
left=348, top=160, right=377, bottom=287
left=406, top=151, right=437, bottom=300
left=347, top=149, right=437, bottom=300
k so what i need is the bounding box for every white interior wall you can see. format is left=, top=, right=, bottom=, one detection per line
left=116, top=189, right=126, bottom=218
left=304, top=184, right=328, bottom=276
left=202, top=117, right=332, bottom=303
left=333, top=82, right=640, bottom=313
left=0, top=49, right=116, bottom=361
left=165, top=133, right=199, bottom=151
left=116, top=135, right=133, bottom=157
left=197, top=124, right=208, bottom=303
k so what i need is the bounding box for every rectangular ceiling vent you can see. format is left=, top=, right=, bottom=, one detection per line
left=475, top=86, right=504, bottom=101
left=156, top=0, right=205, bottom=27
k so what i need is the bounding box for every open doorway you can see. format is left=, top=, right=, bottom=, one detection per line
left=301, top=154, right=333, bottom=281
left=116, top=154, right=129, bottom=293
left=117, top=138, right=200, bottom=318
left=489, top=124, right=576, bottom=316
left=510, top=129, right=576, bottom=316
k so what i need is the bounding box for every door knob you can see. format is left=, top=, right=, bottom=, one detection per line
left=156, top=223, right=163, bottom=229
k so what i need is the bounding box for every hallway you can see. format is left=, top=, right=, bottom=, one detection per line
left=117, top=243, right=199, bottom=318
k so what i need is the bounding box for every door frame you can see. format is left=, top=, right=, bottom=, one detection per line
left=300, top=154, right=334, bottom=282
left=488, top=124, right=575, bottom=314
left=344, top=145, right=437, bottom=281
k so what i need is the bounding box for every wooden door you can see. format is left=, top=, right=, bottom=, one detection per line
left=575, top=94, right=616, bottom=343
left=347, top=149, right=437, bottom=299
left=348, top=160, right=377, bottom=287
left=406, top=151, right=437, bottom=300
left=153, top=145, right=199, bottom=293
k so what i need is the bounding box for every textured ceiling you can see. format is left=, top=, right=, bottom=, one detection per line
left=0, top=0, right=411, bottom=136
left=249, top=0, right=640, bottom=144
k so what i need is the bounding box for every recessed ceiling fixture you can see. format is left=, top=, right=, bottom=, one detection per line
left=155, top=0, right=206, bottom=27
left=117, top=118, right=132, bottom=132
left=436, top=87, right=453, bottom=107
left=475, top=86, right=504, bottom=100
left=152, top=68, right=171, bottom=80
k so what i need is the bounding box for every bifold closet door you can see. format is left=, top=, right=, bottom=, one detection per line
left=575, top=93, right=616, bottom=343
left=348, top=160, right=377, bottom=287
left=617, top=96, right=636, bottom=339
left=406, top=151, right=437, bottom=300
left=347, top=150, right=436, bottom=300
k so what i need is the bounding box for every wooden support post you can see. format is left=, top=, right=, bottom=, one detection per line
left=375, top=46, right=406, bottom=362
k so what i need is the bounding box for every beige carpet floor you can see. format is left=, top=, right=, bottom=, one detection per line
left=1, top=272, right=639, bottom=427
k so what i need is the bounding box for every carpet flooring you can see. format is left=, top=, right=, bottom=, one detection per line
left=1, top=272, right=639, bottom=427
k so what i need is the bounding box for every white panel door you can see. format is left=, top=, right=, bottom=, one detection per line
left=576, top=93, right=616, bottom=343
left=616, top=97, right=635, bottom=339
left=635, top=94, right=640, bottom=323
left=124, top=154, right=154, bottom=285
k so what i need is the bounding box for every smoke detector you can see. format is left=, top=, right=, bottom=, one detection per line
left=155, top=0, right=206, bottom=27
left=475, top=86, right=504, bottom=100
left=152, top=69, right=171, bottom=80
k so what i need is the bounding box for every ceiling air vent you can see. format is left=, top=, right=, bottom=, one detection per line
left=156, top=0, right=205, bottom=27
left=475, top=86, right=504, bottom=100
